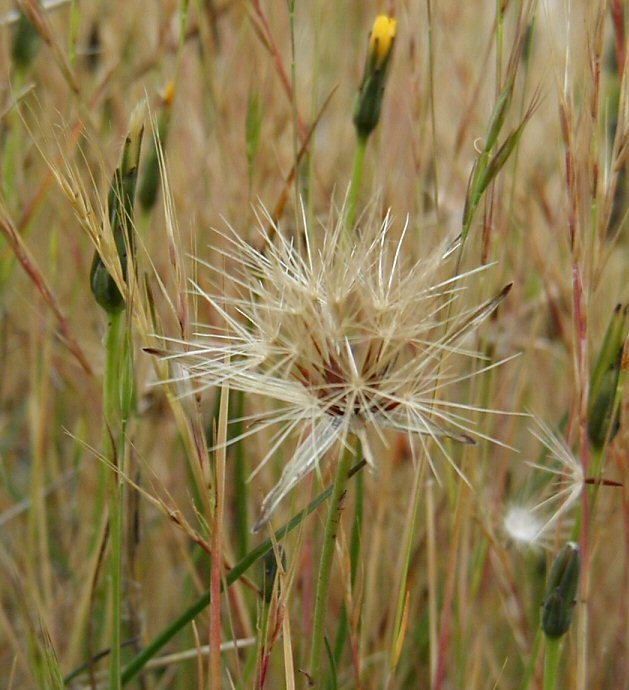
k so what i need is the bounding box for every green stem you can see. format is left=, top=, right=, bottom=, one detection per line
left=519, top=629, right=542, bottom=690
left=104, top=311, right=125, bottom=690
left=345, top=135, right=368, bottom=232
left=232, top=390, right=249, bottom=558
left=287, top=0, right=301, bottom=244
left=390, top=461, right=423, bottom=671
left=350, top=468, right=363, bottom=584
left=308, top=440, right=355, bottom=685
left=332, top=449, right=363, bottom=671
left=306, top=0, right=322, bottom=239
left=68, top=0, right=80, bottom=66
left=425, top=0, right=440, bottom=218
left=543, top=636, right=562, bottom=690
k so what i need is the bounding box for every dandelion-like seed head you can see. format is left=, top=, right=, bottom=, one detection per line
left=162, top=205, right=511, bottom=531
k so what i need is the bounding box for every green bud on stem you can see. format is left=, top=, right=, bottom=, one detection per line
left=353, top=16, right=396, bottom=140
left=588, top=304, right=628, bottom=450
left=542, top=542, right=580, bottom=639
left=91, top=103, right=146, bottom=313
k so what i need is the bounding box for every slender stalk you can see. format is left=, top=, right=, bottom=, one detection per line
left=108, top=471, right=123, bottom=690
left=306, top=0, right=322, bottom=237
left=286, top=0, right=301, bottom=248
left=232, top=391, right=249, bottom=558
left=308, top=440, right=355, bottom=685
left=425, top=0, right=440, bottom=218
left=177, top=0, right=189, bottom=56
left=104, top=310, right=125, bottom=690
left=495, top=0, right=503, bottom=92
left=345, top=135, right=368, bottom=232
left=389, top=458, right=424, bottom=673
left=67, top=0, right=80, bottom=66
left=426, top=479, right=438, bottom=687
left=332, top=448, right=363, bottom=669
left=543, top=636, right=561, bottom=690
left=209, top=384, right=229, bottom=687
left=519, top=629, right=542, bottom=690
left=350, top=468, right=363, bottom=585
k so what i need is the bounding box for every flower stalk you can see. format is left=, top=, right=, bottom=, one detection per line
left=345, top=133, right=367, bottom=232
left=308, top=439, right=355, bottom=686
left=104, top=309, right=125, bottom=690
left=542, top=636, right=561, bottom=690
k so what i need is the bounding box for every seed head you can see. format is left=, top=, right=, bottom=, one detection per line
left=162, top=206, right=511, bottom=531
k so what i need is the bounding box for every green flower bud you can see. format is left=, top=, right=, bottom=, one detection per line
left=11, top=11, right=40, bottom=72
left=587, top=304, right=628, bottom=450
left=542, top=542, right=580, bottom=639
left=353, top=16, right=397, bottom=140
left=90, top=250, right=125, bottom=313
left=91, top=103, right=145, bottom=313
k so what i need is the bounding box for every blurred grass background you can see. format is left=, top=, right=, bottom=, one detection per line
left=0, top=0, right=627, bottom=688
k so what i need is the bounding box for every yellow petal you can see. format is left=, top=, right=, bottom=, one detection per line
left=369, top=15, right=397, bottom=68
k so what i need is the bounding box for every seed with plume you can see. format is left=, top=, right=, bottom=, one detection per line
left=504, top=420, right=584, bottom=549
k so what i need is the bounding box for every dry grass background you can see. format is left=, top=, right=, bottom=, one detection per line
left=0, top=0, right=627, bottom=688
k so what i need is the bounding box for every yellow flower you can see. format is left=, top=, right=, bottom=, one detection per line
left=369, top=15, right=397, bottom=69
left=354, top=15, right=397, bottom=138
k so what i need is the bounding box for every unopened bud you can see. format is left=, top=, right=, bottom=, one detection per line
left=91, top=103, right=145, bottom=313
left=542, top=542, right=580, bottom=638
left=353, top=15, right=397, bottom=139
left=11, top=11, right=40, bottom=72
left=588, top=304, right=628, bottom=450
